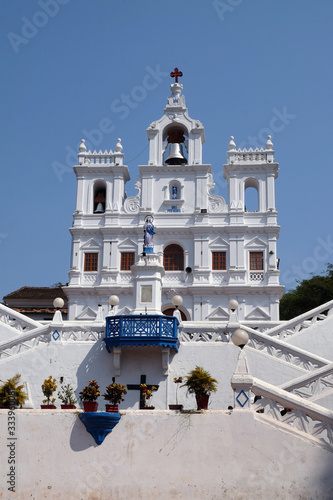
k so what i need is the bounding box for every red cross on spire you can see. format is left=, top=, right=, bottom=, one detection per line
left=170, top=67, right=183, bottom=83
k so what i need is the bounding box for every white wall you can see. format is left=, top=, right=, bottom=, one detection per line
left=1, top=410, right=332, bottom=499
left=0, top=339, right=307, bottom=411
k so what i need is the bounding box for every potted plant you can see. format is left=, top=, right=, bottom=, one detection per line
left=102, top=380, right=127, bottom=413
left=58, top=383, right=77, bottom=409
left=79, top=380, right=100, bottom=412
left=41, top=376, right=57, bottom=409
left=140, top=383, right=157, bottom=409
left=182, top=366, right=218, bottom=410
left=169, top=377, right=183, bottom=411
left=0, top=374, right=27, bottom=409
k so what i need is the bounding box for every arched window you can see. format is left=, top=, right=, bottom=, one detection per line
left=244, top=178, right=259, bottom=212
left=93, top=181, right=106, bottom=214
left=163, top=244, right=184, bottom=271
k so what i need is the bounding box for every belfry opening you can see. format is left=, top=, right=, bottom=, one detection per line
left=164, top=125, right=188, bottom=165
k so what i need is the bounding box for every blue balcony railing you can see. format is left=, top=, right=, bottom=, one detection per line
left=104, top=315, right=179, bottom=351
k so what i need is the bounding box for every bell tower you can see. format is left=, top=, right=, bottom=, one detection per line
left=146, top=69, right=205, bottom=168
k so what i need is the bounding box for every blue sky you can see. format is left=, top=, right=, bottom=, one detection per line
left=1, top=0, right=332, bottom=300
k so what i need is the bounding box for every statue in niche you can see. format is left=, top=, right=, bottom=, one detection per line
left=143, top=215, right=155, bottom=252
left=171, top=185, right=177, bottom=199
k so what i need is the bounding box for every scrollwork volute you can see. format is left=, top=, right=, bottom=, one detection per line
left=207, top=174, right=227, bottom=213
left=123, top=180, right=141, bottom=214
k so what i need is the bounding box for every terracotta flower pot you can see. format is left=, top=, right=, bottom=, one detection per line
left=168, top=404, right=183, bottom=411
left=105, top=404, right=119, bottom=413
left=195, top=394, right=209, bottom=410
left=83, top=401, right=98, bottom=412
left=40, top=404, right=57, bottom=409
left=61, top=404, right=76, bottom=409
left=141, top=406, right=155, bottom=410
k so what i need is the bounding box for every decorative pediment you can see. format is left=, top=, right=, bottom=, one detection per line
left=117, top=306, right=132, bottom=315
left=207, top=306, right=229, bottom=320
left=76, top=307, right=97, bottom=320
left=80, top=239, right=101, bottom=250
left=245, top=307, right=270, bottom=320
left=118, top=238, right=138, bottom=251
left=209, top=237, right=229, bottom=249
left=244, top=237, right=266, bottom=249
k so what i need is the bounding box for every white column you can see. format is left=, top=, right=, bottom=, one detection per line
left=267, top=174, right=275, bottom=210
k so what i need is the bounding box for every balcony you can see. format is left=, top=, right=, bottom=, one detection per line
left=104, top=315, right=179, bottom=352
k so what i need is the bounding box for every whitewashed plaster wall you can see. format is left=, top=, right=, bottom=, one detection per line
left=0, top=338, right=308, bottom=411
left=0, top=410, right=332, bottom=499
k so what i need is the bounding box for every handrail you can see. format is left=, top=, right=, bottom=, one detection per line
left=0, top=303, right=41, bottom=332
left=280, top=362, right=333, bottom=399
left=252, top=377, right=333, bottom=424
left=0, top=322, right=106, bottom=361
left=242, top=324, right=331, bottom=371
left=251, top=377, right=333, bottom=450
left=263, top=299, right=333, bottom=340
left=0, top=324, right=50, bottom=352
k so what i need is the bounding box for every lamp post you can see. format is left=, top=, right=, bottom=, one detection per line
left=53, top=297, right=64, bottom=310
left=230, top=323, right=252, bottom=409
left=172, top=295, right=183, bottom=309
left=227, top=299, right=240, bottom=339
left=231, top=328, right=249, bottom=350
left=228, top=299, right=238, bottom=313
left=52, top=297, right=64, bottom=323
left=108, top=295, right=119, bottom=315
left=172, top=295, right=183, bottom=323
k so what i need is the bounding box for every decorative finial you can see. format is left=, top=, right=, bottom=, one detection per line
left=266, top=135, right=273, bottom=150
left=115, top=138, right=123, bottom=152
left=79, top=139, right=87, bottom=152
left=228, top=136, right=236, bottom=150
left=170, top=67, right=183, bottom=83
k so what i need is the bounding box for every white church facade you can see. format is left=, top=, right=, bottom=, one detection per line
left=1, top=70, right=333, bottom=499
left=66, top=75, right=283, bottom=325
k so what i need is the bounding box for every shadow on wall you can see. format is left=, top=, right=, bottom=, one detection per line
left=75, top=341, right=167, bottom=410
left=75, top=338, right=109, bottom=401
left=70, top=414, right=99, bottom=451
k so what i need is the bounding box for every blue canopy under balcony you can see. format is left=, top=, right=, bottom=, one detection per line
left=104, top=314, right=179, bottom=351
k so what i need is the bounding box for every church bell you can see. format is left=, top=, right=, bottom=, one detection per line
left=94, top=202, right=104, bottom=213
left=165, top=143, right=187, bottom=165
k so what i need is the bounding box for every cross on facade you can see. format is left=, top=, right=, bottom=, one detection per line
left=170, top=67, right=183, bottom=83
left=127, top=374, right=159, bottom=409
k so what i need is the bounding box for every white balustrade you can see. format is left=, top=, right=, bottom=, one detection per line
left=251, top=378, right=333, bottom=451
left=249, top=271, right=264, bottom=282
left=264, top=299, right=333, bottom=340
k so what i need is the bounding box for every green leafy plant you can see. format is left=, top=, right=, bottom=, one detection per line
left=79, top=380, right=100, bottom=402
left=140, top=383, right=157, bottom=408
left=102, top=382, right=127, bottom=405
left=182, top=366, right=218, bottom=397
left=0, top=374, right=27, bottom=408
left=42, top=376, right=57, bottom=404
left=58, top=383, right=77, bottom=405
